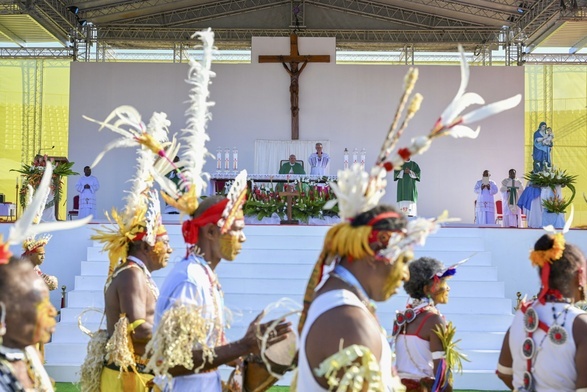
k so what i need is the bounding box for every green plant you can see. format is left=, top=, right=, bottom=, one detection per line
left=11, top=156, right=78, bottom=209
left=525, top=167, right=576, bottom=213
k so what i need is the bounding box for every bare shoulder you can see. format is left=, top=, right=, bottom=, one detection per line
left=109, top=264, right=145, bottom=291
left=573, top=312, right=587, bottom=338
left=306, top=305, right=381, bottom=364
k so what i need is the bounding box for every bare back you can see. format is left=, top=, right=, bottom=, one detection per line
left=104, top=262, right=157, bottom=356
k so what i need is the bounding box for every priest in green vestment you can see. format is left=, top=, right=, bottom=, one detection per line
left=279, top=154, right=306, bottom=175
left=393, top=159, right=420, bottom=217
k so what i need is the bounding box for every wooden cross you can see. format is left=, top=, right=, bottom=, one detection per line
left=259, top=33, right=330, bottom=140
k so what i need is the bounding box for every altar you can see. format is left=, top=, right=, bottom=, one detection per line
left=210, top=173, right=336, bottom=194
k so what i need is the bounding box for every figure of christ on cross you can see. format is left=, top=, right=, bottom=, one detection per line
left=259, top=33, right=330, bottom=140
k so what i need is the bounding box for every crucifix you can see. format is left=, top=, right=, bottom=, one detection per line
left=259, top=33, right=330, bottom=140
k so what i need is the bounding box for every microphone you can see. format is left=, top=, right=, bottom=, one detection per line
left=37, top=146, right=55, bottom=155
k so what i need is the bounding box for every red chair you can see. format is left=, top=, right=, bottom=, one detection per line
left=68, top=195, right=79, bottom=220
left=495, top=200, right=503, bottom=225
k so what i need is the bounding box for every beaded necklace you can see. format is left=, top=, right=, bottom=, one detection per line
left=520, top=290, right=571, bottom=391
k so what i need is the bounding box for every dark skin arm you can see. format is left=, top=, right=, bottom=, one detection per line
left=168, top=313, right=292, bottom=376
left=496, top=329, right=514, bottom=390
left=573, top=314, right=587, bottom=388
left=306, top=305, right=382, bottom=389
left=117, top=269, right=153, bottom=343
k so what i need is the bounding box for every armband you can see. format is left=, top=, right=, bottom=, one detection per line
left=431, top=351, right=445, bottom=360
left=496, top=363, right=513, bottom=375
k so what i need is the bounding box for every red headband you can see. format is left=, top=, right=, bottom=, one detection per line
left=367, top=211, right=402, bottom=245
left=182, top=199, right=229, bottom=245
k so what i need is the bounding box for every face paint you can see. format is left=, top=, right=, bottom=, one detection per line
left=430, top=278, right=451, bottom=304
left=33, top=296, right=57, bottom=344
left=219, top=232, right=242, bottom=261
left=381, top=251, right=413, bottom=300
left=153, top=235, right=172, bottom=268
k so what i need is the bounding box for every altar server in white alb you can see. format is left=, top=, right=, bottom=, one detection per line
left=474, top=169, right=498, bottom=225
left=500, top=168, right=524, bottom=227
left=308, top=142, right=330, bottom=175
left=75, top=165, right=100, bottom=219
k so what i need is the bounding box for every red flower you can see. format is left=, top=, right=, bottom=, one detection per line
left=398, top=148, right=411, bottom=161
left=0, top=242, right=13, bottom=265
left=383, top=162, right=394, bottom=172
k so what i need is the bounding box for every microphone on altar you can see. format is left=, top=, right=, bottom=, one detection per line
left=37, top=146, right=55, bottom=155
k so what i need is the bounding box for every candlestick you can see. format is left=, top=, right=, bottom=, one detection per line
left=352, top=148, right=358, bottom=166
left=216, top=147, right=222, bottom=171
left=224, top=148, right=230, bottom=172
left=343, top=148, right=349, bottom=170
left=232, top=147, right=238, bottom=171
left=360, top=148, right=366, bottom=170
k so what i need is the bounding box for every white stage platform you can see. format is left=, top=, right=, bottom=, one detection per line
left=2, top=221, right=587, bottom=390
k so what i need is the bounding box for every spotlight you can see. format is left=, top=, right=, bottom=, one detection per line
left=78, top=19, right=87, bottom=27
left=517, top=7, right=525, bottom=13
left=67, top=6, right=79, bottom=15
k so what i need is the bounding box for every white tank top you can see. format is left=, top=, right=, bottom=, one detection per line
left=509, top=302, right=584, bottom=392
left=297, top=289, right=399, bottom=391
left=395, top=335, right=434, bottom=379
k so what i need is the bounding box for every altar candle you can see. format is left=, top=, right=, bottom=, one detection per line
left=360, top=148, right=366, bottom=170
left=232, top=148, right=238, bottom=170
left=343, top=148, right=349, bottom=170
left=353, top=148, right=358, bottom=165
left=224, top=148, right=230, bottom=171
left=216, top=147, right=222, bottom=170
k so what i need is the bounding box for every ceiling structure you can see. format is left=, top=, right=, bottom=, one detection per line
left=0, top=0, right=586, bottom=63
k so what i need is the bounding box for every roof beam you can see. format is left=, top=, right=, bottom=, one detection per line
left=0, top=24, right=26, bottom=46
left=569, top=34, right=587, bottom=54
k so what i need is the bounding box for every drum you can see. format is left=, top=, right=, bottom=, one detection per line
left=243, top=331, right=297, bottom=392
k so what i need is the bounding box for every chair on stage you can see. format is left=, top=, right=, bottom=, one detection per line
left=279, top=159, right=304, bottom=171
left=68, top=195, right=79, bottom=220
left=495, top=200, right=504, bottom=225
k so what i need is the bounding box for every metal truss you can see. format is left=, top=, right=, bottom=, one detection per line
left=0, top=47, right=73, bottom=58
left=306, top=0, right=479, bottom=28
left=509, top=0, right=562, bottom=46
left=21, top=61, right=44, bottom=163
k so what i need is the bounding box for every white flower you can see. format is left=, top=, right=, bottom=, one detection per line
left=431, top=45, right=521, bottom=139
left=408, top=136, right=432, bottom=155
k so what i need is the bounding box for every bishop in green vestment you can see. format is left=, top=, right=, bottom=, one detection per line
left=393, top=159, right=420, bottom=216
left=279, top=154, right=306, bottom=175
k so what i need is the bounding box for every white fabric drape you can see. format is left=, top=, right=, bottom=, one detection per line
left=254, top=140, right=330, bottom=175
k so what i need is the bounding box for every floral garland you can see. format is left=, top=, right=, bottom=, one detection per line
left=11, top=154, right=78, bottom=211
left=525, top=167, right=576, bottom=214
left=529, top=232, right=565, bottom=268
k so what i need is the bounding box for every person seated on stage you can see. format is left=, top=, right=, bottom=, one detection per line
left=393, top=257, right=466, bottom=392
left=474, top=169, right=498, bottom=225
left=279, top=154, right=305, bottom=175
left=0, top=256, right=57, bottom=391
left=497, top=231, right=587, bottom=391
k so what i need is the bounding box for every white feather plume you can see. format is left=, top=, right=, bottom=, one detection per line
left=176, top=29, right=215, bottom=198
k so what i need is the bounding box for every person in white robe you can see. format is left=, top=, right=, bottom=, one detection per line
left=474, top=169, right=498, bottom=225
left=75, top=166, right=99, bottom=219
left=500, top=169, right=524, bottom=227
left=308, top=142, right=330, bottom=175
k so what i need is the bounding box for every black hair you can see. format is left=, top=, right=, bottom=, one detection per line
left=350, top=204, right=407, bottom=232
left=535, top=234, right=585, bottom=295
left=404, top=257, right=444, bottom=299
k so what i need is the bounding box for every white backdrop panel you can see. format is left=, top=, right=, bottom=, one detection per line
left=68, top=37, right=524, bottom=223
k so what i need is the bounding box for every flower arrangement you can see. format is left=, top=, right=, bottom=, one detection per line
left=234, top=181, right=339, bottom=223
left=11, top=154, right=78, bottom=211
left=525, top=167, right=576, bottom=213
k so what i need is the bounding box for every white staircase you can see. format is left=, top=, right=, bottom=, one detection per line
left=45, top=225, right=512, bottom=390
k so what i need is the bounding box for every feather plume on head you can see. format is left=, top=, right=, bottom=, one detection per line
left=300, top=45, right=521, bottom=333
left=151, top=29, right=248, bottom=247
left=89, top=110, right=176, bottom=276
left=0, top=162, right=92, bottom=265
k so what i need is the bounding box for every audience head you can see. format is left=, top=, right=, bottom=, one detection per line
left=0, top=258, right=57, bottom=349
left=531, top=234, right=586, bottom=302
left=404, top=257, right=452, bottom=305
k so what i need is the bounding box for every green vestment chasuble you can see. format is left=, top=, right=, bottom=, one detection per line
left=393, top=160, right=421, bottom=202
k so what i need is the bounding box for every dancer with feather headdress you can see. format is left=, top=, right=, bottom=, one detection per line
left=0, top=162, right=92, bottom=392
left=295, top=45, right=521, bottom=391
left=145, top=30, right=291, bottom=392
left=78, top=105, right=178, bottom=392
